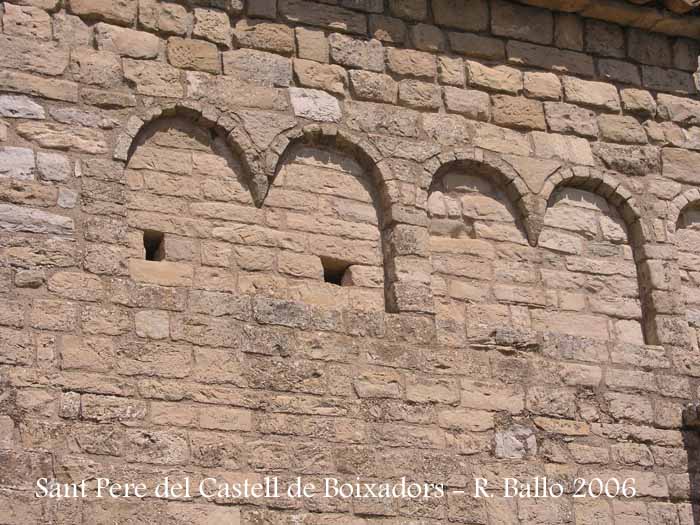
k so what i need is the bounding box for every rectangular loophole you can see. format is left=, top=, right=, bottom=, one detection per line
left=321, top=257, right=350, bottom=286
left=143, top=230, right=165, bottom=261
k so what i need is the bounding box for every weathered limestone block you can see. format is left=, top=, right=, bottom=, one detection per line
left=139, top=0, right=188, bottom=35
left=0, top=71, right=77, bottom=102
left=598, top=115, right=647, bottom=144
left=524, top=71, right=561, bottom=100
left=621, top=88, right=657, bottom=118
left=294, top=59, right=347, bottom=95
left=386, top=48, right=436, bottom=79
left=594, top=143, right=660, bottom=176
left=289, top=88, right=341, bottom=122
left=53, top=12, right=91, bottom=46
left=597, top=58, right=641, bottom=85
left=95, top=23, right=161, bottom=59
left=562, top=76, right=620, bottom=112
left=443, top=87, right=490, bottom=121
left=663, top=147, right=700, bottom=184
left=70, top=48, right=123, bottom=88
left=296, top=27, right=329, bottom=63
left=491, top=95, right=546, bottom=130
left=0, top=35, right=69, bottom=76
left=2, top=3, right=52, bottom=40
left=531, top=131, right=594, bottom=165
left=389, top=0, right=427, bottom=20
left=349, top=70, right=398, bottom=103
left=16, top=122, right=108, bottom=155
left=466, top=61, right=522, bottom=94
left=657, top=93, right=700, bottom=125
left=234, top=20, right=295, bottom=55
left=223, top=49, right=292, bottom=87
left=544, top=101, right=598, bottom=138
left=642, top=65, right=695, bottom=94
left=398, top=79, right=441, bottom=109
left=167, top=37, right=221, bottom=74
left=68, top=0, right=137, bottom=25
left=123, top=59, right=184, bottom=97
left=193, top=7, right=231, bottom=46
left=438, top=56, right=465, bottom=86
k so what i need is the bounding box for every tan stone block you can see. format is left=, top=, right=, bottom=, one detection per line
left=410, top=23, right=446, bottom=52
left=524, top=71, right=561, bottom=100
left=544, top=101, right=598, bottom=138
left=0, top=35, right=69, bottom=76
left=134, top=310, right=170, bottom=340
left=129, top=259, right=194, bottom=287
left=193, top=7, right=231, bottom=46
left=386, top=48, right=436, bottom=79
left=438, top=56, right=464, bottom=86
left=123, top=58, right=183, bottom=97
left=167, top=37, right=221, bottom=74
left=95, top=23, right=161, bottom=59
left=621, top=88, right=657, bottom=118
left=48, top=272, right=104, bottom=302
left=200, top=406, right=253, bottom=431
left=278, top=252, right=323, bottom=279
left=398, top=79, right=441, bottom=109
left=69, top=0, right=137, bottom=25
left=657, top=93, right=700, bottom=125
left=222, top=49, right=292, bottom=87
left=562, top=76, right=620, bottom=112
left=443, top=87, right=490, bottom=120
left=329, top=33, right=384, bottom=72
left=349, top=70, right=397, bottom=103
left=30, top=298, right=77, bottom=331
left=2, top=4, right=51, bottom=40
left=438, top=408, right=495, bottom=431
left=353, top=369, right=402, bottom=398
left=460, top=379, right=525, bottom=414
left=598, top=114, right=647, bottom=144
left=0, top=70, right=77, bottom=102
left=233, top=20, right=295, bottom=55
left=139, top=0, right=188, bottom=35
left=491, top=95, right=545, bottom=130
left=294, top=59, right=347, bottom=95
left=16, top=122, right=107, bottom=155
left=531, top=131, right=594, bottom=165
left=466, top=61, right=522, bottom=94
left=295, top=27, right=329, bottom=63
left=389, top=0, right=427, bottom=20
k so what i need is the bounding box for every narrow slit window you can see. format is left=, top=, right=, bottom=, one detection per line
left=143, top=230, right=165, bottom=261
left=321, top=257, right=350, bottom=286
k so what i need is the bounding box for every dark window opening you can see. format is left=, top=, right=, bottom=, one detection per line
left=321, top=257, right=350, bottom=286
left=144, top=230, right=165, bottom=261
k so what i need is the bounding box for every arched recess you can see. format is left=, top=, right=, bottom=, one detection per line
left=261, top=125, right=400, bottom=313
left=671, top=192, right=700, bottom=351
left=122, top=108, right=267, bottom=301
left=116, top=103, right=266, bottom=206
left=427, top=155, right=537, bottom=345
left=537, top=170, right=650, bottom=346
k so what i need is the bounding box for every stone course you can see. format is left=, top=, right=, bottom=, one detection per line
left=1, top=0, right=700, bottom=523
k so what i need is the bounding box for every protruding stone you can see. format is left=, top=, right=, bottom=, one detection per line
left=289, top=88, right=341, bottom=122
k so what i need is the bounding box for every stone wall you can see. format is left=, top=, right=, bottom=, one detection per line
left=2, top=0, right=700, bottom=523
